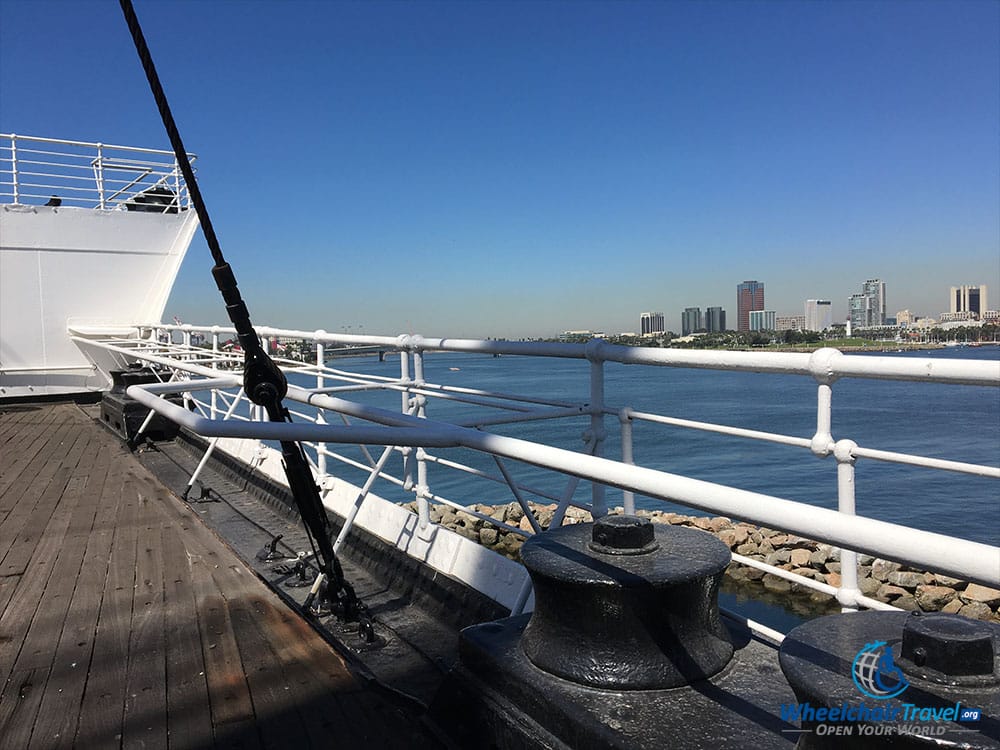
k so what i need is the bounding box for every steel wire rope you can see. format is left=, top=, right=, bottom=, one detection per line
left=119, top=0, right=364, bottom=623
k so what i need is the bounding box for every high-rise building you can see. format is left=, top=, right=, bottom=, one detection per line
left=950, top=285, right=988, bottom=319
left=804, top=300, right=832, bottom=332
left=748, top=310, right=776, bottom=331
left=849, top=279, right=886, bottom=329
left=736, top=280, right=765, bottom=332
left=681, top=307, right=702, bottom=336
left=640, top=311, right=665, bottom=336
left=706, top=307, right=726, bottom=332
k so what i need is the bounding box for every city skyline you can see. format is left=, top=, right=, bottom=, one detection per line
left=652, top=277, right=994, bottom=337
left=2, top=1, right=997, bottom=338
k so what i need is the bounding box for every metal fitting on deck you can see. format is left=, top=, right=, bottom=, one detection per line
left=519, top=514, right=733, bottom=689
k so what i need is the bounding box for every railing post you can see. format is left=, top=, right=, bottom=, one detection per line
left=811, top=383, right=834, bottom=457
left=96, top=143, right=105, bottom=209
left=413, top=349, right=431, bottom=529
left=315, top=330, right=327, bottom=480
left=210, top=327, right=219, bottom=419
left=619, top=407, right=635, bottom=515
left=10, top=135, right=18, bottom=204
left=834, top=439, right=861, bottom=612
left=587, top=343, right=607, bottom=518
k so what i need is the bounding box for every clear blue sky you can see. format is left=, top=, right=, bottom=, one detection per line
left=2, top=0, right=998, bottom=337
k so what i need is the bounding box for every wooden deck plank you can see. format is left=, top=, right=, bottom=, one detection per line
left=0, top=407, right=63, bottom=492
left=0, top=437, right=105, bottom=748
left=31, top=441, right=122, bottom=749
left=0, top=404, right=437, bottom=749
left=0, top=427, right=93, bottom=689
left=73, top=465, right=139, bottom=747
left=123, top=510, right=168, bottom=750
left=0, top=418, right=93, bottom=577
left=0, top=409, right=76, bottom=524
left=0, top=434, right=99, bottom=745
left=161, top=523, right=215, bottom=750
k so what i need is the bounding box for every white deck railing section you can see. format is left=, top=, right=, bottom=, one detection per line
left=0, top=133, right=193, bottom=211
left=74, top=325, right=1000, bottom=636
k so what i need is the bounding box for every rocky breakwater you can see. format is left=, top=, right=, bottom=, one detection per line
left=404, top=501, right=1000, bottom=622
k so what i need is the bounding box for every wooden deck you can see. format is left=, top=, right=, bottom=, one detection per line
left=0, top=403, right=439, bottom=748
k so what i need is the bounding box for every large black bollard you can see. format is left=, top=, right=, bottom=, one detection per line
left=520, top=514, right=733, bottom=688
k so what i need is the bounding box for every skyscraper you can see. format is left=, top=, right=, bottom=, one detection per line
left=736, top=280, right=765, bottom=332
left=950, top=285, right=989, bottom=318
left=681, top=307, right=702, bottom=336
left=640, top=311, right=665, bottom=336
left=849, top=279, right=886, bottom=329
left=804, top=300, right=832, bottom=332
left=706, top=307, right=726, bottom=332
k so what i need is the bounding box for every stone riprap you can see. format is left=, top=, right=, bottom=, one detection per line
left=403, top=501, right=1000, bottom=622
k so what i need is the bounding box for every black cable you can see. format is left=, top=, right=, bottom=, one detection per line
left=119, top=0, right=365, bottom=622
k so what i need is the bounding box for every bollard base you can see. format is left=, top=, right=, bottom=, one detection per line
left=430, top=614, right=798, bottom=750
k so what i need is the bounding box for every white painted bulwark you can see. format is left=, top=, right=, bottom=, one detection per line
left=0, top=204, right=198, bottom=397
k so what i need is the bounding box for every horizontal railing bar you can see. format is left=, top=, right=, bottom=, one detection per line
left=850, top=445, right=1000, bottom=478
left=2, top=132, right=191, bottom=158
left=623, top=409, right=814, bottom=450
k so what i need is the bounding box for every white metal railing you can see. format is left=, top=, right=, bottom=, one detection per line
left=73, top=324, right=1000, bottom=630
left=0, top=133, right=193, bottom=211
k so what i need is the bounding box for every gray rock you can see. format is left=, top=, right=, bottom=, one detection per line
left=765, top=549, right=792, bottom=566
left=858, top=577, right=880, bottom=596
left=940, top=599, right=964, bottom=614
left=915, top=585, right=956, bottom=612
left=871, top=558, right=902, bottom=582
left=958, top=602, right=993, bottom=621
left=887, top=571, right=924, bottom=589
left=933, top=574, right=966, bottom=588
left=959, top=583, right=1000, bottom=608
left=790, top=548, right=812, bottom=567
left=876, top=584, right=908, bottom=601
left=479, top=527, right=499, bottom=546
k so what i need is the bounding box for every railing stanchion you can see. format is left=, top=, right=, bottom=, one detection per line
left=9, top=134, right=19, bottom=204
left=413, top=348, right=430, bottom=530
left=588, top=347, right=607, bottom=518
left=835, top=439, right=861, bottom=611
left=210, top=327, right=219, bottom=418
left=620, top=408, right=635, bottom=515
left=96, top=142, right=105, bottom=209
left=315, top=331, right=327, bottom=480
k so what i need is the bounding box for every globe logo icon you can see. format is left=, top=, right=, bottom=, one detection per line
left=852, top=640, right=909, bottom=700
